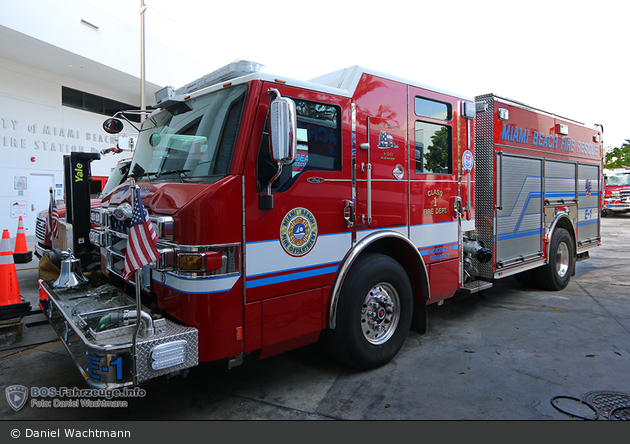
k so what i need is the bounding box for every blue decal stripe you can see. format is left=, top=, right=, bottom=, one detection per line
left=578, top=220, right=599, bottom=227
left=248, top=261, right=340, bottom=279
left=246, top=265, right=338, bottom=289
left=497, top=229, right=542, bottom=242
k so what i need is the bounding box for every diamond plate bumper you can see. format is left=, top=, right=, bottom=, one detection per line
left=38, top=280, right=198, bottom=389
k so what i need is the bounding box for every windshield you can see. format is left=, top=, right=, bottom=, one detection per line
left=130, top=84, right=248, bottom=182
left=605, top=173, right=630, bottom=187
left=99, top=160, right=130, bottom=198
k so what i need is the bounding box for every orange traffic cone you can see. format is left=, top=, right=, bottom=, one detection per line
left=13, top=216, right=32, bottom=264
left=1, top=229, right=21, bottom=306
left=0, top=229, right=31, bottom=320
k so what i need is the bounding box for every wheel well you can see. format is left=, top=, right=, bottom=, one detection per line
left=327, top=231, right=430, bottom=330
left=550, top=216, right=577, bottom=255
left=547, top=215, right=577, bottom=276
left=361, top=236, right=429, bottom=303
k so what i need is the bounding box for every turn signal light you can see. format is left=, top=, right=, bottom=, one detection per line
left=177, top=251, right=223, bottom=272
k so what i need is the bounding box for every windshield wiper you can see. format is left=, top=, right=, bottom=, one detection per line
left=147, top=169, right=191, bottom=183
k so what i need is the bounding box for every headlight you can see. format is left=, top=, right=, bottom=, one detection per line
left=113, top=203, right=133, bottom=221
left=90, top=208, right=106, bottom=225
left=89, top=229, right=105, bottom=247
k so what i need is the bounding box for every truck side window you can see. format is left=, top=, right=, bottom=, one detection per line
left=413, top=96, right=453, bottom=175
left=414, top=121, right=452, bottom=175
left=257, top=97, right=341, bottom=192
left=415, top=96, right=451, bottom=121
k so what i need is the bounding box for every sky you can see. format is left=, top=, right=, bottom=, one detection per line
left=88, top=0, right=628, bottom=149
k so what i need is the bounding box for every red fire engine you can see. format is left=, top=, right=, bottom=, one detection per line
left=602, top=168, right=630, bottom=216
left=38, top=61, right=603, bottom=388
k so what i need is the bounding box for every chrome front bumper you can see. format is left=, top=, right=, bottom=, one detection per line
left=38, top=280, right=198, bottom=389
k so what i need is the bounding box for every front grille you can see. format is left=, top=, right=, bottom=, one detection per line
left=36, top=217, right=47, bottom=244
left=100, top=205, right=174, bottom=291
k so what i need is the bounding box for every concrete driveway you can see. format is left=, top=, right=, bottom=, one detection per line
left=1, top=215, right=629, bottom=421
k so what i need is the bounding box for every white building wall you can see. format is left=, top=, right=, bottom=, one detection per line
left=0, top=0, right=210, bottom=240
left=0, top=56, right=135, bottom=237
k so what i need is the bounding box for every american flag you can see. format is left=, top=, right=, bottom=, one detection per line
left=47, top=189, right=59, bottom=240
left=123, top=187, right=160, bottom=280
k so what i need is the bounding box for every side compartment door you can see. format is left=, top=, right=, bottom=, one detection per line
left=577, top=163, right=600, bottom=245
left=495, top=154, right=543, bottom=268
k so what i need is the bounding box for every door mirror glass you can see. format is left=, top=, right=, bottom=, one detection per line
left=102, top=118, right=125, bottom=134
left=269, top=97, right=297, bottom=165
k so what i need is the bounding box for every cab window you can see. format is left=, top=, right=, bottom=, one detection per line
left=258, top=98, right=341, bottom=191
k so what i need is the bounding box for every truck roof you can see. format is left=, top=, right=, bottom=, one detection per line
left=308, top=65, right=474, bottom=102
left=155, top=60, right=474, bottom=105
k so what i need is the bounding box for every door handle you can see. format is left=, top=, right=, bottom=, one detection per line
left=452, top=196, right=462, bottom=219
left=343, top=200, right=355, bottom=228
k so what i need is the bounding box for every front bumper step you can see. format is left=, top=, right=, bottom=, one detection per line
left=39, top=280, right=198, bottom=389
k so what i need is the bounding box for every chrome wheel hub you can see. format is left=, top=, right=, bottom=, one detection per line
left=556, top=242, right=570, bottom=278
left=361, top=283, right=400, bottom=345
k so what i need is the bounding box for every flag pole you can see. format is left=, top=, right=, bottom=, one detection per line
left=139, top=0, right=147, bottom=117
left=130, top=177, right=142, bottom=386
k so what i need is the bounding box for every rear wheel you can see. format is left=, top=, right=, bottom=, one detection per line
left=326, top=253, right=413, bottom=369
left=536, top=228, right=574, bottom=291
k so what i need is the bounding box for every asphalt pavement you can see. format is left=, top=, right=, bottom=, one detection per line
left=1, top=215, right=630, bottom=421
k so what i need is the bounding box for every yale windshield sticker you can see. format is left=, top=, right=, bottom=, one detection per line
left=280, top=207, right=318, bottom=257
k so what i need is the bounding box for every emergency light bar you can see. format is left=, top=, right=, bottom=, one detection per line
left=155, top=60, right=265, bottom=103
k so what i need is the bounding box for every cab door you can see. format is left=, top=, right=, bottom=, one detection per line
left=241, top=83, right=350, bottom=354
left=352, top=74, right=408, bottom=233
left=408, top=87, right=462, bottom=300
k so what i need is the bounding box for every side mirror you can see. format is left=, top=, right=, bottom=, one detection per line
left=102, top=118, right=124, bottom=134
left=269, top=97, right=297, bottom=165
left=260, top=96, right=297, bottom=210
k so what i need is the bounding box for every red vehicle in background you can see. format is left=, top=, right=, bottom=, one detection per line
left=602, top=168, right=630, bottom=216
left=35, top=158, right=131, bottom=258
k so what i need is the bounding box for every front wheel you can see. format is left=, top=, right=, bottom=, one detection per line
left=325, top=253, right=413, bottom=369
left=536, top=228, right=575, bottom=291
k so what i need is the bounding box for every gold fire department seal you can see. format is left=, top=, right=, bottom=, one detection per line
left=280, top=207, right=318, bottom=257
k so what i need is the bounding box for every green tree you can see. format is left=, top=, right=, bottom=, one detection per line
left=605, top=139, right=630, bottom=168
left=424, top=126, right=450, bottom=173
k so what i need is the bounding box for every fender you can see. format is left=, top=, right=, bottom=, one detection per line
left=545, top=212, right=577, bottom=257
left=328, top=230, right=430, bottom=329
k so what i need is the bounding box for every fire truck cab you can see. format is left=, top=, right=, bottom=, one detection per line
left=38, top=61, right=602, bottom=388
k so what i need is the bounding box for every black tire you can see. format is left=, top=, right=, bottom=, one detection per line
left=535, top=228, right=575, bottom=291
left=326, top=253, right=413, bottom=370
